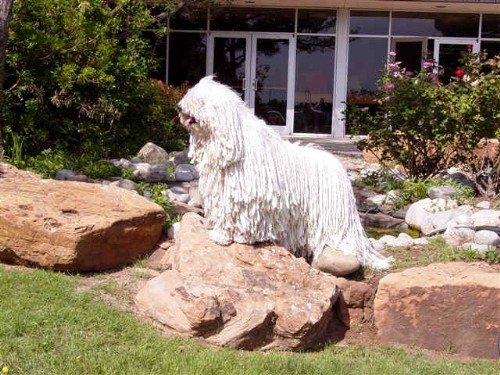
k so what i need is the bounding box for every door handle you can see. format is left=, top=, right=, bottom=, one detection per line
left=242, top=78, right=246, bottom=91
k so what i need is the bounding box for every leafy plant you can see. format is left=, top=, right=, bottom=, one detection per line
left=2, top=0, right=185, bottom=158
left=348, top=50, right=500, bottom=179
left=135, top=182, right=177, bottom=228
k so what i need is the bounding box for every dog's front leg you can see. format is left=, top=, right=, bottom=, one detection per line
left=209, top=229, right=234, bottom=246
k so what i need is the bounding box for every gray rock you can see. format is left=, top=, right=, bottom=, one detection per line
left=175, top=164, right=199, bottom=182
left=130, top=157, right=142, bottom=164
left=461, top=243, right=493, bottom=254
left=109, top=178, right=137, bottom=191
left=405, top=198, right=459, bottom=235
left=311, top=247, right=361, bottom=277
left=188, top=183, right=203, bottom=208
left=173, top=150, right=190, bottom=166
left=369, top=238, right=385, bottom=252
left=169, top=185, right=189, bottom=195
left=167, top=222, right=181, bottom=240
left=446, top=169, right=476, bottom=190
left=392, top=205, right=409, bottom=220
left=378, top=235, right=397, bottom=245
left=428, top=185, right=456, bottom=200
left=473, top=230, right=500, bottom=246
left=133, top=163, right=169, bottom=183
left=429, top=205, right=473, bottom=233
left=441, top=227, right=476, bottom=247
left=385, top=189, right=401, bottom=206
left=55, top=169, right=75, bottom=181
left=360, top=212, right=405, bottom=229
left=471, top=210, right=500, bottom=227
left=137, top=142, right=169, bottom=164
left=365, top=194, right=387, bottom=207
left=412, top=237, right=429, bottom=246
left=475, top=201, right=491, bottom=209
left=109, top=158, right=132, bottom=168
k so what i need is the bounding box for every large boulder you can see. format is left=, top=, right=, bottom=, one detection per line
left=0, top=163, right=166, bottom=271
left=135, top=213, right=340, bottom=351
left=374, top=262, right=500, bottom=359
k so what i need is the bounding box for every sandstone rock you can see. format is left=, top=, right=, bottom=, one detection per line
left=335, top=278, right=376, bottom=327
left=135, top=213, right=340, bottom=351
left=374, top=262, right=500, bottom=359
left=0, top=163, right=165, bottom=271
left=311, top=247, right=361, bottom=277
left=137, top=142, right=169, bottom=164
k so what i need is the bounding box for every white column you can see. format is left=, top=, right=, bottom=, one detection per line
left=333, top=8, right=350, bottom=138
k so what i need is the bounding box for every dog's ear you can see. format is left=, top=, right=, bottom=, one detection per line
left=201, top=99, right=244, bottom=168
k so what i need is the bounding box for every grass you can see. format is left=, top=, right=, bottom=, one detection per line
left=1, top=267, right=498, bottom=375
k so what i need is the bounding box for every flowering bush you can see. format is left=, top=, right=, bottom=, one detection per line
left=348, top=50, right=500, bottom=180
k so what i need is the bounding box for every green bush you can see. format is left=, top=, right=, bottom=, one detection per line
left=348, top=50, right=500, bottom=179
left=2, top=0, right=187, bottom=159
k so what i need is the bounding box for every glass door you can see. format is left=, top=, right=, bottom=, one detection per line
left=208, top=32, right=294, bottom=135
left=433, top=39, right=479, bottom=84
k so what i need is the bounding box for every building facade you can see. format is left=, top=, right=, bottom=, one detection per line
left=153, top=0, right=500, bottom=137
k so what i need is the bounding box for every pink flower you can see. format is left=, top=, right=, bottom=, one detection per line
left=389, top=51, right=396, bottom=57
left=467, top=45, right=472, bottom=51
left=423, top=61, right=434, bottom=69
left=388, top=63, right=398, bottom=71
left=385, top=82, right=395, bottom=90
left=405, top=70, right=414, bottom=77
left=384, top=96, right=392, bottom=102
left=427, top=72, right=437, bottom=79
left=393, top=72, right=402, bottom=78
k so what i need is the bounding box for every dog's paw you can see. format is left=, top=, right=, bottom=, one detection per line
left=209, top=230, right=234, bottom=246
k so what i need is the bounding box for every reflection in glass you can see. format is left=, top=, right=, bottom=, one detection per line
left=392, top=12, right=479, bottom=37
left=254, top=39, right=289, bottom=126
left=481, top=41, right=500, bottom=59
left=170, top=8, right=207, bottom=30
left=211, top=8, right=294, bottom=32
left=213, top=37, right=247, bottom=98
left=294, top=36, right=335, bottom=134
left=349, top=11, right=389, bottom=35
left=347, top=38, right=388, bottom=104
left=168, top=33, right=207, bottom=85
left=393, top=40, right=425, bottom=73
left=297, top=9, right=336, bottom=34
left=482, top=14, right=500, bottom=38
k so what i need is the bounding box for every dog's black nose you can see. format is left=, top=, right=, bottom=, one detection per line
left=177, top=104, right=182, bottom=113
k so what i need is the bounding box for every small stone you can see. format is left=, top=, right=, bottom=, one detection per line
left=312, top=247, right=361, bottom=277
left=369, top=238, right=385, bottom=252
left=365, top=194, right=387, bottom=207
left=175, top=164, right=199, bottom=182
left=412, top=237, right=429, bottom=246
left=471, top=210, right=500, bottom=227
left=137, top=142, right=169, bottom=164
left=385, top=190, right=401, bottom=205
left=475, top=201, right=491, bottom=209
left=167, top=222, right=181, bottom=240
left=169, top=185, right=189, bottom=195
left=173, top=150, right=190, bottom=166
left=461, top=243, right=493, bottom=254
left=110, top=178, right=137, bottom=191
left=428, top=185, right=456, bottom=200
left=473, top=230, right=500, bottom=246
left=441, top=227, right=476, bottom=246
left=55, top=169, right=75, bottom=181
left=378, top=235, right=397, bottom=245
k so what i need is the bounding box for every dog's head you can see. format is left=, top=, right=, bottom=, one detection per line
left=177, top=76, right=245, bottom=167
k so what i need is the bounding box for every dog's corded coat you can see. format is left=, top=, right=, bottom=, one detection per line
left=178, top=76, right=391, bottom=270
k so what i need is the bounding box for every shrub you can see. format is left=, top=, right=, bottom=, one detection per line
left=348, top=50, right=500, bottom=179
left=2, top=0, right=187, bottom=159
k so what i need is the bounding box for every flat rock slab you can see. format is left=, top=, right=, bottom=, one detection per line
left=374, top=262, right=500, bottom=359
left=135, top=213, right=340, bottom=351
left=0, top=163, right=166, bottom=271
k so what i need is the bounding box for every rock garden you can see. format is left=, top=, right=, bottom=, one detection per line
left=1, top=141, right=498, bottom=363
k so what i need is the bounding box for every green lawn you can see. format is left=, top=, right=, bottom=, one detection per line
left=0, top=267, right=498, bottom=375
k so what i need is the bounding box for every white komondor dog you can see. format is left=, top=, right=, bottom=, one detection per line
left=177, top=76, right=391, bottom=270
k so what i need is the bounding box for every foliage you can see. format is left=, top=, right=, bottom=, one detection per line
left=1, top=267, right=498, bottom=375
left=1, top=0, right=187, bottom=158
left=356, top=169, right=475, bottom=209
left=348, top=50, right=500, bottom=179
left=135, top=182, right=177, bottom=228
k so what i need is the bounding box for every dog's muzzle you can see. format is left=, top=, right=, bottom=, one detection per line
left=178, top=111, right=197, bottom=127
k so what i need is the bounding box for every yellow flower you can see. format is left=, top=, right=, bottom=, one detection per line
left=1, top=366, right=8, bottom=374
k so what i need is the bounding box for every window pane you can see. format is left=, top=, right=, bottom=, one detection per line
left=168, top=33, right=207, bottom=86
left=294, top=36, right=335, bottom=134
left=211, top=8, right=294, bottom=32
left=392, top=12, right=479, bottom=37
left=350, top=11, right=389, bottom=35
left=481, top=41, right=500, bottom=59
left=482, top=14, right=500, bottom=38
left=347, top=37, right=388, bottom=103
left=170, top=8, right=207, bottom=30
left=298, top=9, right=336, bottom=34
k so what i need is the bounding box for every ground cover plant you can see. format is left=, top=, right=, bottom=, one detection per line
left=1, top=265, right=499, bottom=375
